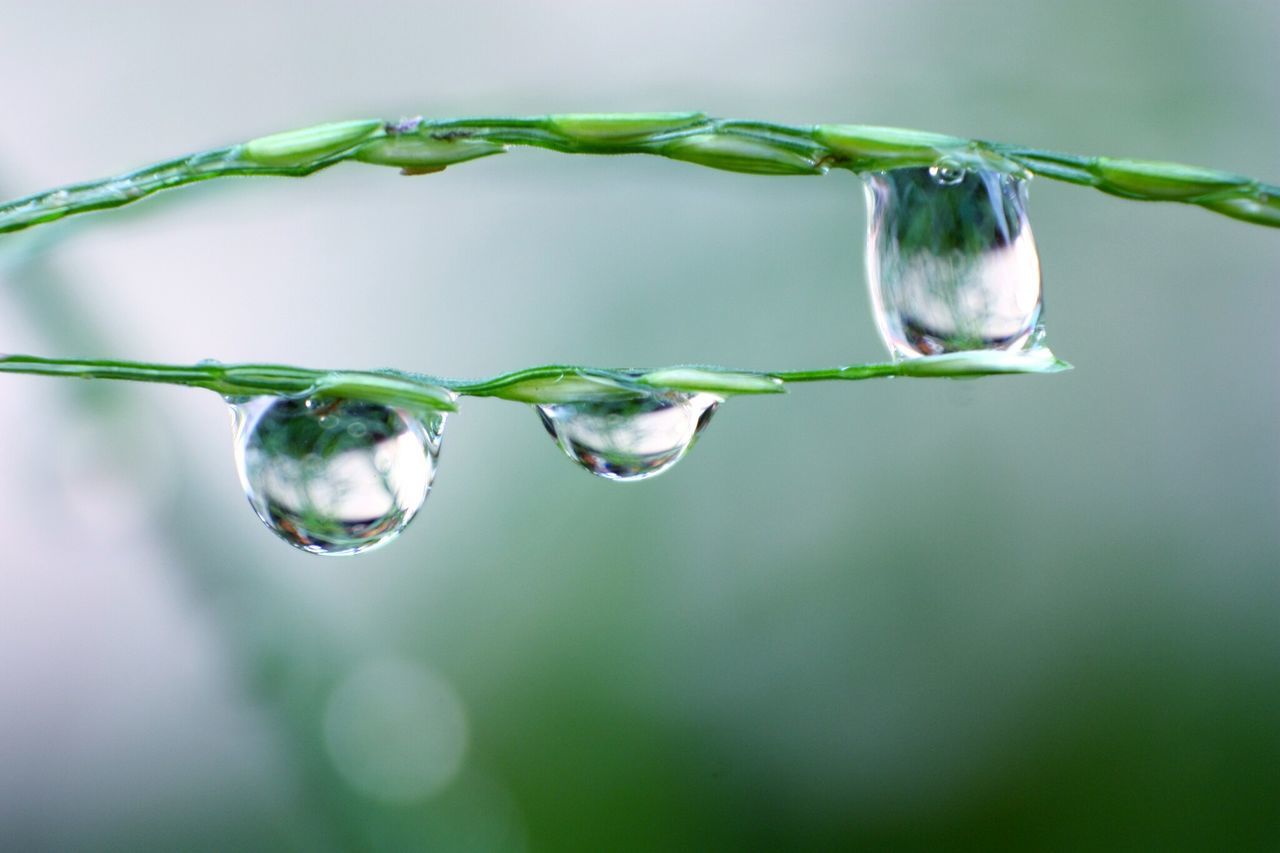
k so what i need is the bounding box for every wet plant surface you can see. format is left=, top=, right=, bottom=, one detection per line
left=3, top=114, right=1275, bottom=553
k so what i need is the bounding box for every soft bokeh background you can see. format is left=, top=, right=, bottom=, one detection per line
left=1, top=2, right=1277, bottom=850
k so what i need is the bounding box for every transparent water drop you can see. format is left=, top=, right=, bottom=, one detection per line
left=928, top=158, right=966, bottom=186
left=864, top=165, right=1044, bottom=359
left=536, top=390, right=720, bottom=481
left=230, top=395, right=445, bottom=555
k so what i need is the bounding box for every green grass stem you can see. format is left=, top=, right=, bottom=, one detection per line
left=0, top=114, right=1275, bottom=233
left=0, top=350, right=1070, bottom=410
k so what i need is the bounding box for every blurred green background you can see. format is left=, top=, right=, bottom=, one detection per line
left=0, top=2, right=1277, bottom=850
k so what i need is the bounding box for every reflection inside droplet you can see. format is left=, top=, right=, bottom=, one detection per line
left=230, top=395, right=445, bottom=555
left=536, top=390, right=720, bottom=481
left=864, top=165, right=1044, bottom=359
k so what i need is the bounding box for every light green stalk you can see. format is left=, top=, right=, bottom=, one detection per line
left=0, top=114, right=1275, bottom=234
left=0, top=349, right=1070, bottom=411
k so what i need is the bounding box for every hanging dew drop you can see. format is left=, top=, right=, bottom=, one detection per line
left=864, top=164, right=1044, bottom=359
left=536, top=390, right=720, bottom=481
left=229, top=395, right=445, bottom=556
left=928, top=158, right=967, bottom=186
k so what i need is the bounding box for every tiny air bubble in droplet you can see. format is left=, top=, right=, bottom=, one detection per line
left=864, top=165, right=1044, bottom=359
left=536, top=390, right=720, bottom=481
left=230, top=395, right=445, bottom=555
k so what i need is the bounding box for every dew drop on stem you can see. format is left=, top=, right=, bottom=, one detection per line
left=229, top=396, right=445, bottom=555
left=864, top=164, right=1044, bottom=359
left=535, top=390, right=721, bottom=481
left=928, top=158, right=966, bottom=186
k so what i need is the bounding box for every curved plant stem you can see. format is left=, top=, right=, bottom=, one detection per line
left=0, top=114, right=1275, bottom=234
left=0, top=350, right=1071, bottom=410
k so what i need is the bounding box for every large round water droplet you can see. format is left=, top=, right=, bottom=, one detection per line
left=536, top=391, right=720, bottom=481
left=864, top=166, right=1043, bottom=359
left=230, top=396, right=445, bottom=555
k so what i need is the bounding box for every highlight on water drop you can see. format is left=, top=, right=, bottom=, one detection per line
left=864, top=163, right=1044, bottom=359
left=230, top=395, right=446, bottom=555
left=535, top=390, right=721, bottom=482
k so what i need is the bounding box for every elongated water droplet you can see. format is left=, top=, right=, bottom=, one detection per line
left=230, top=396, right=445, bottom=555
left=864, top=165, right=1043, bottom=358
left=536, top=391, right=720, bottom=481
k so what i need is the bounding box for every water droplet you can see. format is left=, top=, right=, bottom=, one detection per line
left=231, top=395, right=445, bottom=555
left=536, top=390, right=720, bottom=481
left=864, top=166, right=1043, bottom=358
left=928, top=158, right=966, bottom=186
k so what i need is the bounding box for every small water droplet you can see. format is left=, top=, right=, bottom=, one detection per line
left=230, top=395, right=445, bottom=555
left=536, top=390, right=720, bottom=481
left=928, top=158, right=966, bottom=186
left=864, top=166, right=1043, bottom=358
